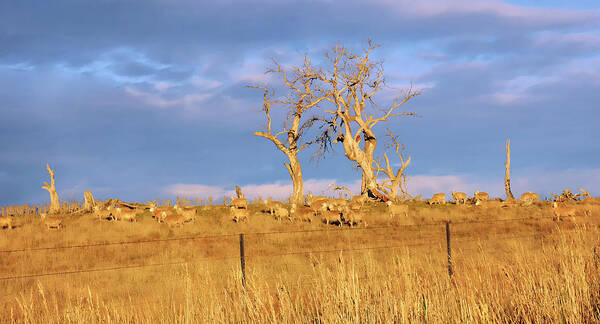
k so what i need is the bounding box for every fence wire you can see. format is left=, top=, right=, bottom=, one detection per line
left=0, top=213, right=596, bottom=283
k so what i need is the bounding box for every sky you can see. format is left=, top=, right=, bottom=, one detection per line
left=1, top=0, right=599, bottom=205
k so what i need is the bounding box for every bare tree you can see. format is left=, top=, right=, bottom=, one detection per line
left=504, top=139, right=515, bottom=200
left=373, top=133, right=411, bottom=200
left=251, top=58, right=329, bottom=204
left=41, top=164, right=60, bottom=214
left=317, top=41, right=420, bottom=199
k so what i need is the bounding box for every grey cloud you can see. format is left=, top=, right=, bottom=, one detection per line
left=2, top=1, right=598, bottom=69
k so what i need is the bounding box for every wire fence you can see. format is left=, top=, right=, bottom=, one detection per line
left=0, top=213, right=588, bottom=255
left=0, top=213, right=596, bottom=286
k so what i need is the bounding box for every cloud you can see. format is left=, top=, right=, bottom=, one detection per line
left=380, top=0, right=600, bottom=27
left=164, top=184, right=230, bottom=199
left=164, top=169, right=600, bottom=203
left=125, top=87, right=212, bottom=108
left=164, top=178, right=362, bottom=201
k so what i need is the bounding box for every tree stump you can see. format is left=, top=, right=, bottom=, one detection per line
left=83, top=189, right=95, bottom=211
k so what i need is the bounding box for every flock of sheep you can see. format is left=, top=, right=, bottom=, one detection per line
left=0, top=188, right=594, bottom=231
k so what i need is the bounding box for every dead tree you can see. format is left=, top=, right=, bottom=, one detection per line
left=504, top=139, right=515, bottom=200
left=83, top=189, right=95, bottom=212
left=373, top=133, right=411, bottom=200
left=251, top=58, right=329, bottom=205
left=316, top=41, right=419, bottom=200
left=235, top=186, right=244, bottom=199
left=41, top=164, right=60, bottom=214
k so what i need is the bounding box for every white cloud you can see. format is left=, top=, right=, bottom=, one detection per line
left=165, top=183, right=230, bottom=199
left=125, top=87, right=212, bottom=108
left=379, top=0, right=600, bottom=26
left=190, top=76, right=222, bottom=90
left=484, top=75, right=558, bottom=105
left=164, top=178, right=362, bottom=201
left=153, top=81, right=173, bottom=92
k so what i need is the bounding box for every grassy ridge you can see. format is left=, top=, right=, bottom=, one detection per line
left=1, top=200, right=599, bottom=322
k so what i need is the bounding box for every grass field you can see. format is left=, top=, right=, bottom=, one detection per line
left=1, top=199, right=599, bottom=323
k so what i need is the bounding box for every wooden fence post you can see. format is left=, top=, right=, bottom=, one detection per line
left=240, top=234, right=246, bottom=288
left=446, top=222, right=453, bottom=277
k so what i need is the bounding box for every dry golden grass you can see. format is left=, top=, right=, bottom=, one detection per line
left=1, top=200, right=599, bottom=323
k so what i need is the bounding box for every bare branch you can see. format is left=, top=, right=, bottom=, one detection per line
left=328, top=184, right=354, bottom=197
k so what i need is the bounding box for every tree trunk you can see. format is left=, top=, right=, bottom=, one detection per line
left=390, top=178, right=399, bottom=199
left=341, top=130, right=387, bottom=201
left=284, top=153, right=304, bottom=205
left=83, top=189, right=95, bottom=211
left=41, top=164, right=60, bottom=214
left=504, top=139, right=515, bottom=200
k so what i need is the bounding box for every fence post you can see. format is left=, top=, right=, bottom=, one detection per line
left=239, top=233, right=246, bottom=289
left=446, top=221, right=453, bottom=277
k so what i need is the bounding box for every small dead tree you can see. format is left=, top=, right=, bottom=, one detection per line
left=373, top=133, right=411, bottom=200
left=83, top=189, right=95, bottom=212
left=504, top=139, right=515, bottom=200
left=235, top=185, right=244, bottom=199
left=41, top=164, right=60, bottom=214
left=315, top=41, right=420, bottom=200
left=251, top=58, right=329, bottom=205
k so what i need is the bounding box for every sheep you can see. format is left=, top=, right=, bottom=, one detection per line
left=428, top=193, right=446, bottom=205
left=149, top=205, right=170, bottom=223
left=328, top=199, right=348, bottom=211
left=321, top=209, right=342, bottom=225
left=41, top=213, right=62, bottom=230
left=552, top=202, right=576, bottom=221
left=305, top=194, right=326, bottom=207
left=93, top=205, right=112, bottom=220
left=164, top=212, right=185, bottom=228
left=114, top=207, right=138, bottom=222
left=475, top=200, right=508, bottom=209
left=0, top=216, right=12, bottom=230
left=474, top=191, right=490, bottom=203
left=552, top=202, right=591, bottom=221
left=290, top=204, right=315, bottom=222
left=262, top=200, right=284, bottom=214
left=230, top=206, right=249, bottom=222
left=273, top=206, right=290, bottom=221
left=174, top=205, right=196, bottom=223
left=347, top=200, right=363, bottom=212
left=310, top=199, right=332, bottom=212
left=520, top=192, right=540, bottom=203
left=451, top=190, right=467, bottom=204
left=386, top=201, right=408, bottom=217
left=341, top=208, right=365, bottom=227
left=230, top=197, right=248, bottom=209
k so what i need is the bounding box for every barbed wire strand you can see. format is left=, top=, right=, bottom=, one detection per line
left=3, top=212, right=594, bottom=254
left=0, top=255, right=239, bottom=282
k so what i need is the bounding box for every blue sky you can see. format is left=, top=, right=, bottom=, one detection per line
left=1, top=0, right=599, bottom=205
